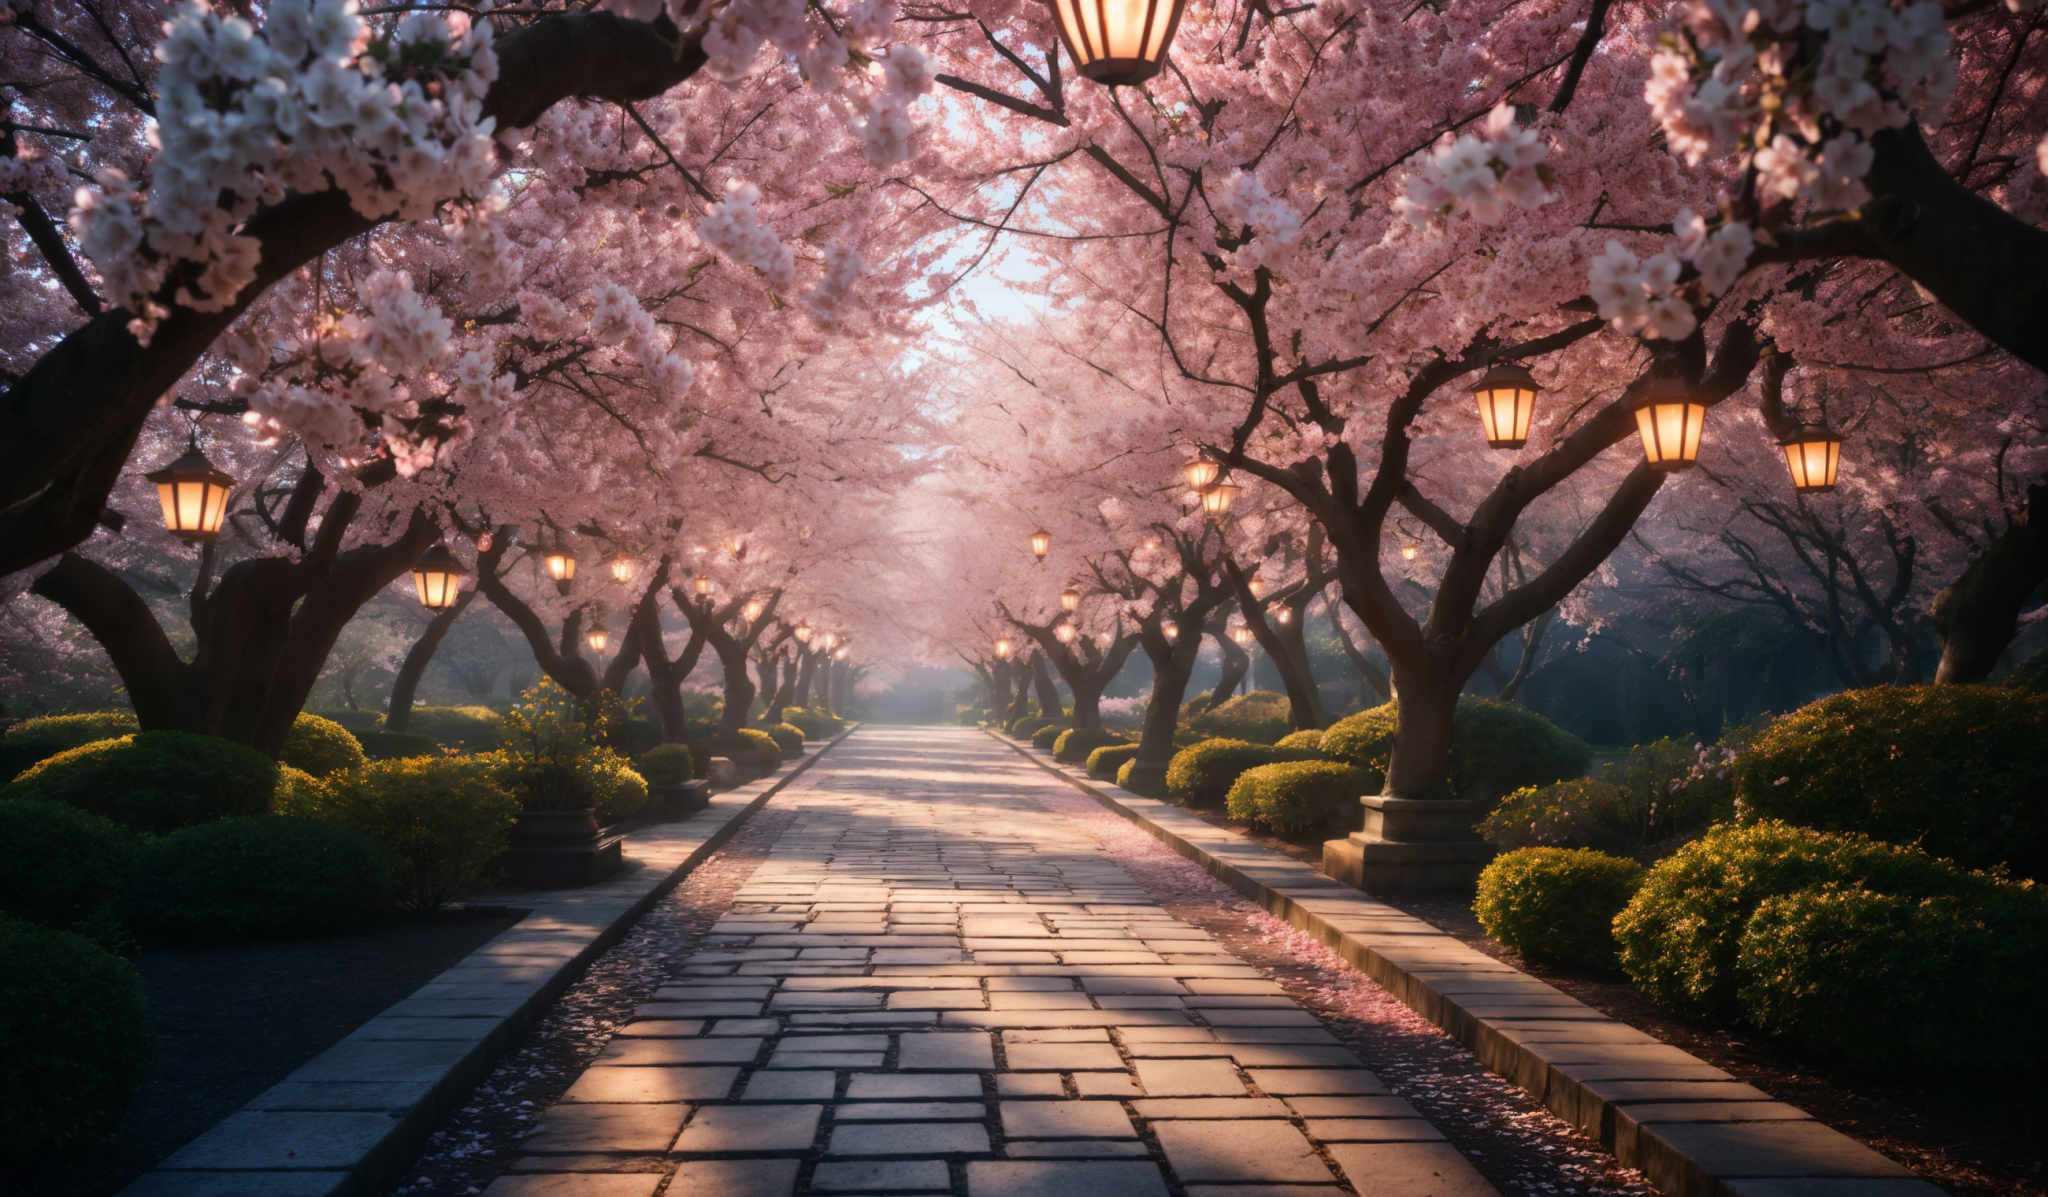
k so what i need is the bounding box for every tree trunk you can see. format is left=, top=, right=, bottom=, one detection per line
left=1203, top=626, right=1248, bottom=712
left=1327, top=603, right=1393, bottom=704
left=387, top=589, right=477, bottom=731
left=756, top=651, right=783, bottom=722
left=773, top=655, right=800, bottom=717
left=1269, top=604, right=1325, bottom=728
left=1128, top=633, right=1200, bottom=792
left=1933, top=481, right=2046, bottom=683
left=1030, top=653, right=1062, bottom=715
left=793, top=649, right=818, bottom=709
left=714, top=638, right=757, bottom=746
left=1004, top=665, right=1036, bottom=723
left=1381, top=662, right=1462, bottom=800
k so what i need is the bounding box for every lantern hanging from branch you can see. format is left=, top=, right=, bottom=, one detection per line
left=609, top=555, right=637, bottom=584
left=586, top=626, right=610, bottom=654
left=476, top=530, right=495, bottom=554
left=1161, top=619, right=1179, bottom=642
left=1634, top=377, right=1708, bottom=470
left=1048, top=0, right=1192, bottom=86
left=146, top=439, right=235, bottom=542
left=1030, top=529, right=1051, bottom=561
left=693, top=576, right=716, bottom=598
left=821, top=631, right=839, bottom=651
left=794, top=620, right=813, bottom=644
left=1060, top=586, right=1081, bottom=613
left=724, top=534, right=747, bottom=560
left=1274, top=607, right=1293, bottom=626
left=742, top=597, right=766, bottom=623
left=1400, top=541, right=1420, bottom=562
left=1199, top=483, right=1241, bottom=520
left=1247, top=576, right=1266, bottom=600
left=1779, top=427, right=1842, bottom=494
left=411, top=544, right=469, bottom=611
left=1054, top=622, right=1077, bottom=644
left=835, top=645, right=849, bottom=660
left=1471, top=362, right=1542, bottom=450
left=1229, top=622, right=1254, bottom=648
left=543, top=542, right=578, bottom=585
left=1183, top=455, right=1220, bottom=491
left=995, top=635, right=1015, bottom=660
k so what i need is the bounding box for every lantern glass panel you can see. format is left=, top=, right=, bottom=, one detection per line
left=1048, top=0, right=1190, bottom=85
left=1030, top=530, right=1052, bottom=559
left=1200, top=483, right=1240, bottom=517
left=545, top=552, right=576, bottom=582
left=1634, top=400, right=1707, bottom=468
left=1183, top=456, right=1220, bottom=490
left=1781, top=433, right=1841, bottom=493
left=1060, top=587, right=1081, bottom=613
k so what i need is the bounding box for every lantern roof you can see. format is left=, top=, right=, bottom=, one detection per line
left=146, top=442, right=233, bottom=488
left=415, top=543, right=469, bottom=577
left=1471, top=362, right=1541, bottom=393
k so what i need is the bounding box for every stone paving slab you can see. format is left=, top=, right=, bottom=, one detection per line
left=120, top=729, right=856, bottom=1197
left=992, top=730, right=1945, bottom=1197
left=483, top=728, right=1496, bottom=1196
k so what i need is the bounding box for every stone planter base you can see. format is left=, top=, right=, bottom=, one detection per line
left=502, top=809, right=624, bottom=889
left=647, top=780, right=710, bottom=819
left=706, top=756, right=739, bottom=787
left=1322, top=795, right=1494, bottom=892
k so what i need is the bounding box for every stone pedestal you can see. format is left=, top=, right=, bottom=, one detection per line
left=707, top=756, right=739, bottom=787
left=647, top=780, right=710, bottom=819
left=503, top=809, right=624, bottom=888
left=1322, top=795, right=1493, bottom=892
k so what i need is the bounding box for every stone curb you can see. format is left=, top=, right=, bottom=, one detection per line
left=988, top=730, right=1942, bottom=1197
left=120, top=725, right=858, bottom=1197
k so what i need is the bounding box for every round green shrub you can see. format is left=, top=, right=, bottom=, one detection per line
left=310, top=756, right=519, bottom=911
left=1612, top=820, right=2001, bottom=1020
left=1115, top=755, right=1161, bottom=796
left=1479, top=778, right=1637, bottom=855
left=635, top=743, right=699, bottom=787
left=0, top=916, right=153, bottom=1159
left=0, top=798, right=139, bottom=951
left=132, top=815, right=392, bottom=941
left=0, top=710, right=137, bottom=781
left=1474, top=847, right=1644, bottom=970
left=1031, top=722, right=1070, bottom=751
left=4, top=731, right=278, bottom=833
left=1225, top=760, right=1369, bottom=838
left=1054, top=727, right=1125, bottom=765
left=732, top=727, right=784, bottom=770
left=1189, top=690, right=1292, bottom=744
left=355, top=730, right=442, bottom=760
left=588, top=748, right=649, bottom=824
left=1087, top=743, right=1142, bottom=782
left=1165, top=738, right=1322, bottom=809
left=398, top=705, right=504, bottom=750
left=282, top=712, right=367, bottom=777
left=782, top=706, right=846, bottom=738
left=1736, top=881, right=2048, bottom=1075
left=1009, top=714, right=1054, bottom=738
left=1321, top=699, right=1590, bottom=800
left=273, top=764, right=331, bottom=816
left=1732, top=685, right=2048, bottom=878
left=1275, top=728, right=1324, bottom=753
left=764, top=722, right=806, bottom=756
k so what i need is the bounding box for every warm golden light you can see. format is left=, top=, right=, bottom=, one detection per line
left=794, top=620, right=813, bottom=644
left=1780, top=428, right=1842, bottom=494
left=1161, top=619, right=1179, bottom=642
left=146, top=441, right=234, bottom=542
left=586, top=626, right=610, bottom=654
left=742, top=597, right=766, bottom=623
left=609, top=555, right=637, bottom=584
left=1055, top=622, right=1077, bottom=644
left=1635, top=379, right=1708, bottom=469
left=1060, top=586, right=1081, bottom=613
left=1471, top=362, right=1541, bottom=450
left=1183, top=456, right=1220, bottom=490
left=1275, top=607, right=1293, bottom=626
left=476, top=530, right=494, bottom=554
left=821, top=631, right=840, bottom=651
left=1047, top=0, right=1192, bottom=86
left=995, top=635, right=1015, bottom=660
left=1247, top=576, right=1266, bottom=600
left=835, top=646, right=849, bottom=660
left=1229, top=622, right=1254, bottom=648
left=1400, top=542, right=1420, bottom=562
left=694, top=576, right=715, bottom=597
left=724, top=534, right=747, bottom=560
left=411, top=544, right=468, bottom=611
left=1199, top=483, right=1241, bottom=519
left=543, top=545, right=577, bottom=583
left=1030, top=529, right=1052, bottom=560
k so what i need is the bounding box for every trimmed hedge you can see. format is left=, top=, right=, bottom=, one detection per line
left=4, top=731, right=277, bottom=833
left=1188, top=690, right=1292, bottom=744
left=1031, top=722, right=1070, bottom=750
left=635, top=743, right=699, bottom=787
left=282, top=712, right=368, bottom=777
left=1225, top=760, right=1369, bottom=838
left=1054, top=727, right=1125, bottom=765
left=302, top=756, right=519, bottom=911
left=0, top=798, right=139, bottom=951
left=1274, top=728, right=1324, bottom=753
left=132, top=815, right=393, bottom=941
left=1322, top=699, right=1590, bottom=800
left=1164, top=738, right=1322, bottom=809
left=0, top=710, right=137, bottom=781
left=401, top=705, right=505, bottom=750
left=764, top=722, right=806, bottom=757
left=0, top=916, right=153, bottom=1159
left=1479, top=778, right=1637, bottom=855
left=1009, top=714, right=1055, bottom=738
left=1087, top=744, right=1142, bottom=782
left=782, top=706, right=846, bottom=738
left=1732, top=685, right=2048, bottom=879
left=356, top=730, right=441, bottom=760
left=1474, top=847, right=1644, bottom=970
left=732, top=727, right=784, bottom=771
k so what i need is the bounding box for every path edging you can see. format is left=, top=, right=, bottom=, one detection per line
left=988, top=729, right=1940, bottom=1197
left=121, top=725, right=857, bottom=1197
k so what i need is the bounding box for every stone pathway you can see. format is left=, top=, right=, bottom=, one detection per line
left=478, top=728, right=1500, bottom=1196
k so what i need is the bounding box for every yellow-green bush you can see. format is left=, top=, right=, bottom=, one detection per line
left=1732, top=685, right=2048, bottom=879
left=0, top=917, right=152, bottom=1159
left=1274, top=728, right=1324, bottom=753
left=731, top=727, right=784, bottom=771
left=1188, top=690, right=1292, bottom=744
left=1030, top=722, right=1070, bottom=751
left=4, top=732, right=277, bottom=833
left=0, top=710, right=137, bottom=780
left=1054, top=727, right=1125, bottom=765
left=1165, top=738, right=1322, bottom=809
left=305, top=756, right=519, bottom=911
left=588, top=748, right=649, bottom=824
left=1224, top=760, right=1368, bottom=838
left=1321, top=699, right=1590, bottom=800
left=399, top=705, right=504, bottom=750
left=282, top=712, right=367, bottom=777
left=1087, top=744, right=1142, bottom=782
left=764, top=722, right=806, bottom=756
left=635, top=743, right=699, bottom=787
left=1474, top=847, right=1643, bottom=970
left=1479, top=778, right=1637, bottom=854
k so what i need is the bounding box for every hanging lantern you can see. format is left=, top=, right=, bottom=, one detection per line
left=1055, top=622, right=1077, bottom=644
left=995, top=635, right=1015, bottom=660
left=742, top=597, right=766, bottom=623
left=1634, top=378, right=1708, bottom=470
left=1048, top=0, right=1192, bottom=86
left=1030, top=529, right=1051, bottom=560
left=586, top=626, right=610, bottom=654
left=1780, top=427, right=1842, bottom=494
left=609, top=555, right=637, bottom=584
left=724, top=534, right=748, bottom=560
left=1161, top=619, right=1179, bottom=642
left=1275, top=607, right=1293, bottom=626
left=476, top=530, right=495, bottom=554
left=1199, top=483, right=1241, bottom=520
left=411, top=544, right=469, bottom=611
left=835, top=645, right=849, bottom=660
left=146, top=440, right=235, bottom=542
left=1247, top=576, right=1266, bottom=600
left=794, top=620, right=813, bottom=644
left=1229, top=621, right=1254, bottom=648
left=1470, top=362, right=1542, bottom=450
left=1060, top=586, right=1081, bottom=613
left=543, top=542, right=578, bottom=584
left=693, top=576, right=715, bottom=598
left=821, top=631, right=840, bottom=651
left=1183, top=456, right=1220, bottom=491
left=1400, top=542, right=1420, bottom=562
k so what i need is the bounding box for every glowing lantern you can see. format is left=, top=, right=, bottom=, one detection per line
left=586, top=626, right=610, bottom=654
left=1048, top=0, right=1192, bottom=86
left=821, top=631, right=839, bottom=651
left=1030, top=529, right=1051, bottom=560
left=1634, top=378, right=1707, bottom=470
left=1470, top=362, right=1541, bottom=450
left=724, top=534, right=747, bottom=560
left=1400, top=542, right=1420, bottom=562
left=1055, top=622, right=1077, bottom=644
left=609, top=555, right=637, bottom=584
left=543, top=543, right=577, bottom=584
left=146, top=440, right=234, bottom=542
left=1161, top=619, right=1179, bottom=642
left=1229, top=621, right=1254, bottom=648
left=1199, top=483, right=1241, bottom=520
left=995, top=635, right=1015, bottom=660
left=693, top=576, right=715, bottom=598
left=794, top=620, right=813, bottom=644
left=1274, top=607, right=1293, bottom=626
left=411, top=544, right=468, bottom=611
left=742, top=597, right=766, bottom=623
left=835, top=646, right=849, bottom=660
left=476, top=530, right=494, bottom=554
left=1247, top=576, right=1266, bottom=600
left=1183, top=456, right=1220, bottom=490
left=1060, top=586, right=1081, bottom=613
left=1780, top=427, right=1842, bottom=494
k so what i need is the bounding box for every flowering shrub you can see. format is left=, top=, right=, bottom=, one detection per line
left=1479, top=779, right=1639, bottom=855
left=1474, top=848, right=1645, bottom=971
